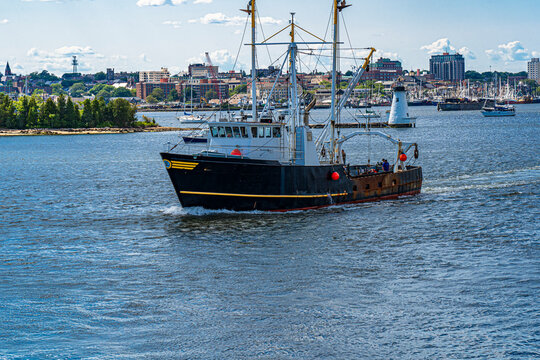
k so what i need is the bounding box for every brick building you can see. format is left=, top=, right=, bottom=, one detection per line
left=361, top=58, right=403, bottom=82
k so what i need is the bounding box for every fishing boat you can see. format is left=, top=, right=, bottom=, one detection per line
left=160, top=0, right=423, bottom=212
left=481, top=103, right=516, bottom=117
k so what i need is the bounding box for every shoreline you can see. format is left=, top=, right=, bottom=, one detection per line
left=0, top=127, right=183, bottom=137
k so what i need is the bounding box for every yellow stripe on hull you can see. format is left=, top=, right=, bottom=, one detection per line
left=179, top=191, right=348, bottom=199
left=170, top=161, right=198, bottom=170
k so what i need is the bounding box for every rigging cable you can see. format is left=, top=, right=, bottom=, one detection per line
left=257, top=9, right=274, bottom=66
left=232, top=14, right=250, bottom=72
left=341, top=11, right=358, bottom=68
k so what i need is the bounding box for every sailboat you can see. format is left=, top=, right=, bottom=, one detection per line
left=160, top=0, right=422, bottom=211
left=177, top=77, right=205, bottom=124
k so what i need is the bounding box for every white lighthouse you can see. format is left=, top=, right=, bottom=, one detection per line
left=388, top=85, right=416, bottom=127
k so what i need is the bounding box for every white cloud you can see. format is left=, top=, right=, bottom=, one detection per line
left=55, top=45, right=96, bottom=56
left=192, top=12, right=281, bottom=26
left=421, top=38, right=476, bottom=60
left=0, top=19, right=8, bottom=24
left=25, top=45, right=110, bottom=74
left=458, top=47, right=476, bottom=60
left=163, top=20, right=181, bottom=28
left=485, top=41, right=534, bottom=62
left=136, top=0, right=185, bottom=6
left=139, top=53, right=151, bottom=63
left=193, top=0, right=212, bottom=3
left=187, top=49, right=243, bottom=71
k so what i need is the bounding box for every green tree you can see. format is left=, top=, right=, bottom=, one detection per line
left=146, top=95, right=158, bottom=104
left=320, top=80, right=331, bottom=89
left=151, top=88, right=165, bottom=101
left=205, top=89, right=218, bottom=100
left=96, top=89, right=112, bottom=100
left=56, top=95, right=67, bottom=127
left=94, top=72, right=106, bottom=81
left=65, top=97, right=80, bottom=127
left=51, top=83, right=66, bottom=96
left=70, top=82, right=86, bottom=97
left=81, top=99, right=95, bottom=128
left=16, top=96, right=30, bottom=129
left=108, top=99, right=136, bottom=127
left=26, top=97, right=39, bottom=128
left=39, top=98, right=58, bottom=128
left=231, top=84, right=247, bottom=95
left=111, top=87, right=132, bottom=98
left=29, top=70, right=60, bottom=83
left=167, top=88, right=179, bottom=102
left=181, top=87, right=192, bottom=102
left=0, top=93, right=16, bottom=128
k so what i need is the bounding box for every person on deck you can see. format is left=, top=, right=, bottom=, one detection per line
left=383, top=159, right=390, bottom=172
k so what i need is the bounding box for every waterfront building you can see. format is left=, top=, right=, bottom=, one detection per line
left=361, top=58, right=403, bottom=82
left=188, top=63, right=219, bottom=79
left=429, top=53, right=465, bottom=82
left=528, top=58, right=539, bottom=83
left=136, top=81, right=177, bottom=100
left=106, top=68, right=115, bottom=82
left=252, top=66, right=280, bottom=78
left=139, top=68, right=170, bottom=83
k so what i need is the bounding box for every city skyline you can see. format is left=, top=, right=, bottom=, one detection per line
left=1, top=0, right=539, bottom=75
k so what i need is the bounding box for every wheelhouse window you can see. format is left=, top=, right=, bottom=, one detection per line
left=210, top=126, right=218, bottom=137
left=258, top=126, right=265, bottom=138
left=272, top=127, right=281, bottom=138
left=217, top=126, right=225, bottom=137
left=225, top=127, right=233, bottom=138
left=240, top=127, right=248, bottom=138
left=233, top=127, right=241, bottom=138
left=251, top=127, right=258, bottom=138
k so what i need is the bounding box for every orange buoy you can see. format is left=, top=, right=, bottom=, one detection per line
left=231, top=148, right=242, bottom=156
left=331, top=171, right=340, bottom=181
left=399, top=153, right=407, bottom=162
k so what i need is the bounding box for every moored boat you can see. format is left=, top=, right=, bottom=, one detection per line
left=481, top=103, right=516, bottom=117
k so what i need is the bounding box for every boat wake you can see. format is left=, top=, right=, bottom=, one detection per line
left=160, top=206, right=272, bottom=216
left=423, top=166, right=539, bottom=195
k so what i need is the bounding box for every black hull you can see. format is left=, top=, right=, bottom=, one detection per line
left=437, top=99, right=494, bottom=111
left=161, top=153, right=422, bottom=212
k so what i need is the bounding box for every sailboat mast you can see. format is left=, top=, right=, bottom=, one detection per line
left=251, top=0, right=257, bottom=122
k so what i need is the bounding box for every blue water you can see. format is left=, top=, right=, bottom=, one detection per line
left=1, top=105, right=539, bottom=358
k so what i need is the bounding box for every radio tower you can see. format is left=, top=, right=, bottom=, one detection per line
left=72, top=56, right=79, bottom=74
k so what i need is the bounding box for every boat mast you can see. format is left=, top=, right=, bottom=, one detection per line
left=330, top=0, right=339, bottom=163
left=289, top=13, right=299, bottom=127
left=330, top=0, right=350, bottom=163
left=250, top=0, right=258, bottom=122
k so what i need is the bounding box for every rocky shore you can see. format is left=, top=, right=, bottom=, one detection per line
left=0, top=127, right=182, bottom=136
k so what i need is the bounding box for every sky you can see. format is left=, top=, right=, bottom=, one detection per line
left=1, top=0, right=539, bottom=76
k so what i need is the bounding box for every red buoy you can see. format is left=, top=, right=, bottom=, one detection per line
left=231, top=148, right=242, bottom=156
left=399, top=153, right=407, bottom=162
left=331, top=171, right=340, bottom=181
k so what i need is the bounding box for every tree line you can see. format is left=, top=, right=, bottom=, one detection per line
left=0, top=94, right=139, bottom=129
